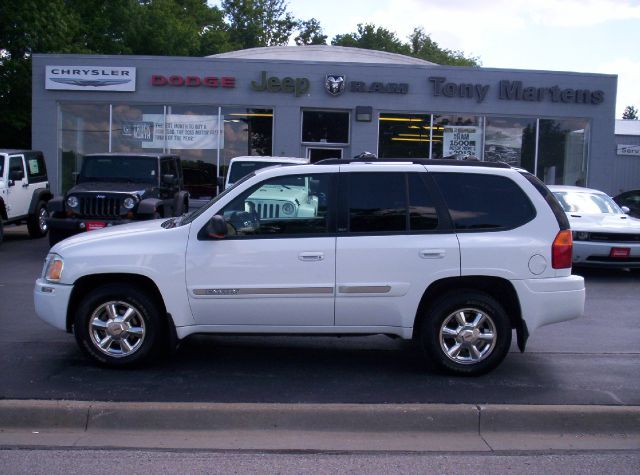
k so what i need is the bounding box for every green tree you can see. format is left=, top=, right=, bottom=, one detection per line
left=294, top=18, right=327, bottom=46
left=408, top=27, right=479, bottom=66
left=331, top=24, right=479, bottom=67
left=332, top=24, right=410, bottom=55
left=222, top=0, right=297, bottom=49
left=0, top=0, right=76, bottom=148
left=622, top=105, right=638, bottom=120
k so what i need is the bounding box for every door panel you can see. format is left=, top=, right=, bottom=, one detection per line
left=7, top=155, right=30, bottom=217
left=335, top=234, right=459, bottom=328
left=186, top=236, right=335, bottom=326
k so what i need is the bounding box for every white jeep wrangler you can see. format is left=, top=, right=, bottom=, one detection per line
left=35, top=158, right=585, bottom=376
left=0, top=150, right=52, bottom=245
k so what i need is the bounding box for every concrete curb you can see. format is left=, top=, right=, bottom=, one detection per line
left=1, top=400, right=639, bottom=451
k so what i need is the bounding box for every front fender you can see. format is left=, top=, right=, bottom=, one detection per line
left=47, top=197, right=65, bottom=214
left=29, top=188, right=53, bottom=214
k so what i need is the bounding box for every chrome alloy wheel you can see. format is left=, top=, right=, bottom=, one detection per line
left=38, top=207, right=48, bottom=233
left=439, top=308, right=497, bottom=365
left=88, top=301, right=146, bottom=358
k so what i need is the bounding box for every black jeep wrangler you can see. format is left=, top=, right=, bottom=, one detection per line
left=47, top=153, right=188, bottom=246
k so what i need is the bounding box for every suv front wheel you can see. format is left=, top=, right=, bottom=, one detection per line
left=74, top=284, right=164, bottom=367
left=419, top=290, right=512, bottom=376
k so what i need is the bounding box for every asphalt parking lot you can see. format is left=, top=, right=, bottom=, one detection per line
left=1, top=225, right=639, bottom=405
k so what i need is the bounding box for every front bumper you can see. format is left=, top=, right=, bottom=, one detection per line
left=47, top=216, right=132, bottom=235
left=34, top=278, right=74, bottom=332
left=572, top=240, right=640, bottom=268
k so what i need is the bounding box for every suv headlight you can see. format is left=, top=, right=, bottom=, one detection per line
left=123, top=196, right=137, bottom=210
left=43, top=254, right=64, bottom=282
left=66, top=196, right=79, bottom=209
left=282, top=202, right=295, bottom=216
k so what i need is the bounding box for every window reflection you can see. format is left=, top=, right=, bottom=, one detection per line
left=378, top=113, right=431, bottom=159
left=59, top=104, right=110, bottom=193
left=484, top=117, right=536, bottom=171
left=537, top=119, right=589, bottom=186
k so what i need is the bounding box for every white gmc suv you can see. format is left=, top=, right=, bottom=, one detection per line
left=34, top=159, right=585, bottom=376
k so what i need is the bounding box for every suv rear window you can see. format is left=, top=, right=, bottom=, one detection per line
left=347, top=172, right=439, bottom=233
left=432, top=172, right=535, bottom=231
left=26, top=152, right=47, bottom=183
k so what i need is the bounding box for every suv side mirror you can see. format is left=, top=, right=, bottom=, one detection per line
left=621, top=205, right=631, bottom=214
left=206, top=215, right=228, bottom=238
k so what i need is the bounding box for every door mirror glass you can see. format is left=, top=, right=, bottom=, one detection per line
left=206, top=215, right=228, bottom=238
left=9, top=168, right=24, bottom=182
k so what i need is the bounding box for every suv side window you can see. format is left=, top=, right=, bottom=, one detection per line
left=347, top=172, right=439, bottom=233
left=25, top=152, right=47, bottom=183
left=214, top=173, right=334, bottom=238
left=432, top=172, right=535, bottom=231
left=8, top=156, right=25, bottom=180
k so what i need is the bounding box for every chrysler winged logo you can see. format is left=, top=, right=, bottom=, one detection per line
left=325, top=74, right=345, bottom=96
left=50, top=78, right=132, bottom=88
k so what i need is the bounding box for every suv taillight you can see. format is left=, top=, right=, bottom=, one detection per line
left=552, top=230, right=573, bottom=269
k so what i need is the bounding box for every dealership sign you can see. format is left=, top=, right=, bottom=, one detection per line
left=140, top=114, right=223, bottom=150
left=46, top=66, right=136, bottom=91
left=617, top=144, right=640, bottom=157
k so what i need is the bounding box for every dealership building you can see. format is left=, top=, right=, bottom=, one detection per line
left=32, top=46, right=629, bottom=201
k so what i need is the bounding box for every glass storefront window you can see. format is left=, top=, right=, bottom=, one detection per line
left=537, top=118, right=589, bottom=186
left=59, top=104, right=110, bottom=193
left=431, top=114, right=481, bottom=159
left=378, top=113, right=431, bottom=159
left=484, top=117, right=536, bottom=171
left=111, top=104, right=165, bottom=153
left=220, top=108, right=273, bottom=172
left=166, top=105, right=221, bottom=200
left=302, top=110, right=349, bottom=144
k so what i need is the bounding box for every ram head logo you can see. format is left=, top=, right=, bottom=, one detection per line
left=325, top=75, right=345, bottom=96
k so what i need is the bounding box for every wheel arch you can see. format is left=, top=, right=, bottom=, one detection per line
left=29, top=188, right=54, bottom=214
left=414, top=275, right=528, bottom=351
left=66, top=273, right=175, bottom=341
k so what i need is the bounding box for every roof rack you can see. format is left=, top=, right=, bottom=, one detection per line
left=313, top=158, right=512, bottom=168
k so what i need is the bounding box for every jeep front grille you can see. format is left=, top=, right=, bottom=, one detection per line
left=248, top=201, right=280, bottom=218
left=79, top=196, right=122, bottom=217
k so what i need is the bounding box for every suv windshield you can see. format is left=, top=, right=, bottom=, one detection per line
left=554, top=190, right=624, bottom=215
left=229, top=161, right=288, bottom=183
left=78, top=156, right=158, bottom=184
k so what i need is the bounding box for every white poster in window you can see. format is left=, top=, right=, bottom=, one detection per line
left=443, top=126, right=482, bottom=158
left=141, top=114, right=223, bottom=149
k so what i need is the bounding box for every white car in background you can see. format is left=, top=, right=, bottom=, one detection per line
left=225, top=156, right=308, bottom=189
left=549, top=185, right=640, bottom=268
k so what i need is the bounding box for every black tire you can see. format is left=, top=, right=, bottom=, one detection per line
left=27, top=200, right=49, bottom=238
left=73, top=284, right=165, bottom=367
left=48, top=228, right=64, bottom=247
left=418, top=290, right=512, bottom=376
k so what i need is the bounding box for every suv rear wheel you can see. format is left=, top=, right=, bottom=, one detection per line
left=74, top=284, right=164, bottom=367
left=419, top=290, right=512, bottom=376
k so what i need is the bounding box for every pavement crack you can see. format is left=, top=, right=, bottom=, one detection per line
left=476, top=405, right=495, bottom=452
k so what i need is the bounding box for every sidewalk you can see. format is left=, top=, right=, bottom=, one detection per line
left=1, top=400, right=638, bottom=452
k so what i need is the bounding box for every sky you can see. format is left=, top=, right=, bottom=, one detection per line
left=228, top=0, right=640, bottom=118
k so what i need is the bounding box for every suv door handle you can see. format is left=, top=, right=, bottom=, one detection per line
left=299, top=252, right=324, bottom=262
left=420, top=249, right=445, bottom=259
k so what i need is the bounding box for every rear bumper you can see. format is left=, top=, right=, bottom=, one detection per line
left=512, top=275, right=585, bottom=333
